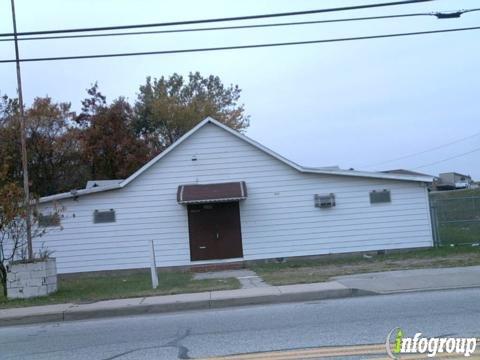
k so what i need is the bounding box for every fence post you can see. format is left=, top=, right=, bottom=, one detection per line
left=430, top=202, right=440, bottom=247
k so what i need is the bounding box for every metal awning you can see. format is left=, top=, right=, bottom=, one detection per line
left=177, top=181, right=247, bottom=204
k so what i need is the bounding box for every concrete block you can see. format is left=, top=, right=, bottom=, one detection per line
left=36, top=287, right=48, bottom=297
left=30, top=271, right=46, bottom=279
left=9, top=270, right=23, bottom=278
left=21, top=287, right=38, bottom=298
left=25, top=278, right=45, bottom=287
left=7, top=278, right=18, bottom=287
left=29, top=263, right=46, bottom=272
left=6, top=288, right=21, bottom=298
left=12, top=263, right=27, bottom=271
left=7, top=259, right=58, bottom=299
left=46, top=266, right=57, bottom=277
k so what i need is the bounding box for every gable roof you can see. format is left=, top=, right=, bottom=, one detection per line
left=40, top=117, right=433, bottom=203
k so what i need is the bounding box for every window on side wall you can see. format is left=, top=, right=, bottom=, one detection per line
left=38, top=213, right=61, bottom=227
left=369, top=190, right=391, bottom=204
left=314, top=193, right=336, bottom=208
left=93, top=209, right=116, bottom=224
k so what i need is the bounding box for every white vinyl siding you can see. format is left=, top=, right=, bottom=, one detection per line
left=39, top=123, right=433, bottom=273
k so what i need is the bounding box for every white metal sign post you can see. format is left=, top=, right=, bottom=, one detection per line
left=149, top=240, right=159, bottom=289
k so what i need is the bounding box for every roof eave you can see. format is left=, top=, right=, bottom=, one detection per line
left=39, top=117, right=433, bottom=204
left=39, top=184, right=122, bottom=204
left=300, top=167, right=434, bottom=182
left=205, top=119, right=432, bottom=183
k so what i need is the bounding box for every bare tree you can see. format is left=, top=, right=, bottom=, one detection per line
left=0, top=166, right=62, bottom=297
left=0, top=174, right=25, bottom=297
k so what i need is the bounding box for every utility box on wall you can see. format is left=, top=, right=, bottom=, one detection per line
left=6, top=258, right=57, bottom=299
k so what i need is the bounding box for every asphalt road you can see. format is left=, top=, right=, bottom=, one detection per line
left=1, top=288, right=479, bottom=360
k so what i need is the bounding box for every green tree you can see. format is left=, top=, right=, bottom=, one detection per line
left=133, top=72, right=249, bottom=155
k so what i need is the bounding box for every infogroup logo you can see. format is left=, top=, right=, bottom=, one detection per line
left=385, top=327, right=478, bottom=359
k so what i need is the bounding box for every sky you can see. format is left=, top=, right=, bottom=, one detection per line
left=0, top=0, right=479, bottom=178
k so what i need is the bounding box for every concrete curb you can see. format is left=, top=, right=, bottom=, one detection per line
left=366, top=284, right=480, bottom=295
left=63, top=299, right=212, bottom=322
left=0, top=283, right=376, bottom=327
left=4, top=265, right=480, bottom=327
left=208, top=288, right=370, bottom=309
left=0, top=312, right=64, bottom=327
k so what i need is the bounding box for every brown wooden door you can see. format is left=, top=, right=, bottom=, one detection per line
left=188, top=202, right=243, bottom=261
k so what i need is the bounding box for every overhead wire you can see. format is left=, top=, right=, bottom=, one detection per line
left=0, top=0, right=434, bottom=38
left=414, top=147, right=480, bottom=169
left=1, top=25, right=479, bottom=64
left=0, top=11, right=462, bottom=43
left=2, top=0, right=477, bottom=171
left=364, top=131, right=480, bottom=168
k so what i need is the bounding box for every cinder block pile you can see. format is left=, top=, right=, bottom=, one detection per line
left=6, top=259, right=57, bottom=299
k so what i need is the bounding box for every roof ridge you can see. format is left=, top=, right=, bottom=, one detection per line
left=39, top=117, right=433, bottom=203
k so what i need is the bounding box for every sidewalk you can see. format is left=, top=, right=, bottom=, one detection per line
left=0, top=281, right=359, bottom=327
left=2, top=265, right=480, bottom=327
left=333, top=265, right=480, bottom=294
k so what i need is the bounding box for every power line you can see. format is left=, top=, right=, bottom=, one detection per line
left=413, top=147, right=480, bottom=169
left=0, top=13, right=428, bottom=42
left=0, top=11, right=457, bottom=43
left=7, top=8, right=480, bottom=43
left=0, top=25, right=478, bottom=64
left=0, top=0, right=434, bottom=38
left=364, top=131, right=480, bottom=168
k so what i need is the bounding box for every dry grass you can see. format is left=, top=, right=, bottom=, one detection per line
left=0, top=271, right=240, bottom=309
left=251, top=246, right=480, bottom=285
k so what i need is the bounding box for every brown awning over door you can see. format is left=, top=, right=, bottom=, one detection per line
left=177, top=181, right=247, bottom=204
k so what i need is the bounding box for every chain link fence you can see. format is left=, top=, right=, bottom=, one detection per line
left=430, top=193, right=480, bottom=247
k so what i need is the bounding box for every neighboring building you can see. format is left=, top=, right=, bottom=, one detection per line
left=382, top=170, right=437, bottom=191
left=381, top=169, right=433, bottom=177
left=38, top=118, right=434, bottom=274
left=433, top=172, right=474, bottom=190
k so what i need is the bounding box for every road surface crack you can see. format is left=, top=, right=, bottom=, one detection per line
left=101, top=328, right=191, bottom=360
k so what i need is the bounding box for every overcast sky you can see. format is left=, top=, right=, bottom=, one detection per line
left=0, top=0, right=479, bottom=178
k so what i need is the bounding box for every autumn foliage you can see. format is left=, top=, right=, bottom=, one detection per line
left=0, top=72, right=249, bottom=197
left=0, top=165, right=26, bottom=296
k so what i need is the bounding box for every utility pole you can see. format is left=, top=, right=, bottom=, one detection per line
left=10, top=0, right=33, bottom=260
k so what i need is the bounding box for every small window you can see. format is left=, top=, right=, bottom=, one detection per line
left=370, top=190, right=391, bottom=204
left=38, top=213, right=61, bottom=227
left=314, top=193, right=335, bottom=208
left=94, top=209, right=116, bottom=224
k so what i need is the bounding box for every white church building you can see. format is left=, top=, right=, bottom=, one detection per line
left=38, top=117, right=434, bottom=274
